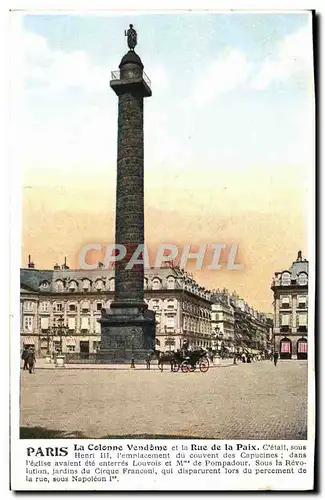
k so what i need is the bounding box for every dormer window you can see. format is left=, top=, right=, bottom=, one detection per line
left=281, top=272, right=291, bottom=286
left=55, top=280, right=64, bottom=292
left=298, top=273, right=308, bottom=286
left=152, top=278, right=161, bottom=290
left=69, top=280, right=78, bottom=292
left=82, top=279, right=91, bottom=292
left=40, top=280, right=49, bottom=290
left=109, top=278, right=115, bottom=291
left=167, top=276, right=175, bottom=289
left=96, top=280, right=104, bottom=291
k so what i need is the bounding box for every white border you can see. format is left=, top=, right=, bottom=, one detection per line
left=4, top=1, right=322, bottom=496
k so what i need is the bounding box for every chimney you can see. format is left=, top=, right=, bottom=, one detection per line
left=62, top=257, right=69, bottom=270
left=54, top=263, right=60, bottom=270
left=28, top=254, right=35, bottom=269
left=297, top=250, right=302, bottom=261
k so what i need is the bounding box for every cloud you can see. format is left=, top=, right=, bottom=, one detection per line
left=24, top=31, right=110, bottom=93
left=183, top=48, right=251, bottom=107
left=251, top=26, right=313, bottom=90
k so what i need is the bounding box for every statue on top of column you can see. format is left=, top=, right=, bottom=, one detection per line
left=125, top=24, right=137, bottom=50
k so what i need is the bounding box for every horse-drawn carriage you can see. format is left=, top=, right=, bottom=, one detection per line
left=154, top=348, right=210, bottom=373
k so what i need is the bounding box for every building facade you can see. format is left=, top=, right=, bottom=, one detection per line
left=271, top=251, right=308, bottom=360
left=20, top=261, right=213, bottom=356
left=210, top=289, right=271, bottom=356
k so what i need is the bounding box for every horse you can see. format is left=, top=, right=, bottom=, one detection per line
left=153, top=349, right=182, bottom=372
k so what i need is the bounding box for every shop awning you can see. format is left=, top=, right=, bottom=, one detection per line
left=66, top=337, right=76, bottom=346
left=23, top=337, right=35, bottom=345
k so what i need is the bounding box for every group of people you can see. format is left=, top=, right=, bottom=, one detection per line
left=21, top=347, right=36, bottom=374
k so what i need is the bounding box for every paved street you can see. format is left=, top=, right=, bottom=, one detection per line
left=20, top=360, right=307, bottom=440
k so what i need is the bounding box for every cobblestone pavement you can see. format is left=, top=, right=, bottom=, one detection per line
left=20, top=360, right=307, bottom=440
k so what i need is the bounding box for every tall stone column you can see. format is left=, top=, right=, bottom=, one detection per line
left=100, top=47, right=156, bottom=362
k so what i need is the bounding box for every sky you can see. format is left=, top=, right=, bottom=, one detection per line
left=18, top=11, right=314, bottom=312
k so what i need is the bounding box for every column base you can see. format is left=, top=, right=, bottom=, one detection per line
left=99, top=304, right=156, bottom=363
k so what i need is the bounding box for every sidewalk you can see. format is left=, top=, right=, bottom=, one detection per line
left=23, top=358, right=236, bottom=371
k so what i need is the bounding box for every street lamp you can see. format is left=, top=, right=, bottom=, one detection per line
left=130, top=329, right=135, bottom=368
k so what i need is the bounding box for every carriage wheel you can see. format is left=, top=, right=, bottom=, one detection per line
left=199, top=359, right=209, bottom=373
left=181, top=361, right=190, bottom=373
left=172, top=363, right=180, bottom=372
left=188, top=363, right=195, bottom=372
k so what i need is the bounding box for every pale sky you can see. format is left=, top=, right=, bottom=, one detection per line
left=19, top=12, right=314, bottom=312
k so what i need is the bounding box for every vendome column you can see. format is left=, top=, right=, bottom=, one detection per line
left=100, top=29, right=156, bottom=362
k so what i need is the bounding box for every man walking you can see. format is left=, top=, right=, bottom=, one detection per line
left=145, top=353, right=151, bottom=370
left=26, top=348, right=36, bottom=374
left=273, top=351, right=279, bottom=367
left=22, top=347, right=29, bottom=371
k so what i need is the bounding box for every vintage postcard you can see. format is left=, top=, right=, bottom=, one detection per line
left=10, top=7, right=315, bottom=491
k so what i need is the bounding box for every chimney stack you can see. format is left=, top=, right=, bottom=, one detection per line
left=28, top=254, right=35, bottom=268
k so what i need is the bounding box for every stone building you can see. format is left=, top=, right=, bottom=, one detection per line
left=210, top=289, right=235, bottom=354
left=20, top=260, right=213, bottom=356
left=230, top=293, right=271, bottom=356
left=210, top=288, right=270, bottom=356
left=271, top=251, right=308, bottom=359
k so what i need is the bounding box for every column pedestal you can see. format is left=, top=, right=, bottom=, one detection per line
left=100, top=305, right=155, bottom=363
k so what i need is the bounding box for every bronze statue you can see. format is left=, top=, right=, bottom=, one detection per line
left=125, top=24, right=137, bottom=50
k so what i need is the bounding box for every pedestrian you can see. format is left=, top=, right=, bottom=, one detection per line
left=145, top=353, right=151, bottom=370
left=21, top=347, right=29, bottom=371
left=130, top=354, right=135, bottom=369
left=26, top=348, right=36, bottom=374
left=273, top=351, right=279, bottom=367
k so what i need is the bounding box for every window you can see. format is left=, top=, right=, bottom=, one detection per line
left=96, top=302, right=102, bottom=311
left=40, top=301, right=49, bottom=312
left=298, top=273, right=308, bottom=286
left=297, top=314, right=307, bottom=327
left=281, top=341, right=291, bottom=353
left=298, top=341, right=307, bottom=353
left=167, top=299, right=175, bottom=309
left=109, top=278, right=115, bottom=291
left=55, top=280, right=64, bottom=292
left=23, top=316, right=33, bottom=331
left=96, top=280, right=104, bottom=291
left=69, top=281, right=78, bottom=292
left=81, top=301, right=90, bottom=312
left=67, top=345, right=75, bottom=352
left=69, top=304, right=76, bottom=312
left=81, top=317, right=89, bottom=330
left=167, top=277, right=175, bottom=289
left=281, top=272, right=291, bottom=286
left=68, top=318, right=76, bottom=330
left=297, top=296, right=307, bottom=309
left=281, top=314, right=290, bottom=326
left=54, top=302, right=63, bottom=312
left=166, top=316, right=175, bottom=328
left=152, top=278, right=161, bottom=290
left=281, top=297, right=290, bottom=308
left=24, top=301, right=35, bottom=312
left=82, top=279, right=90, bottom=291
left=40, top=280, right=49, bottom=290
left=151, top=299, right=160, bottom=311
left=40, top=317, right=49, bottom=330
